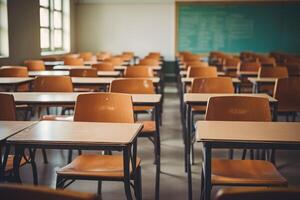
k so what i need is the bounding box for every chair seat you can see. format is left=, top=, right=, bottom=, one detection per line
left=5, top=155, right=27, bottom=172
left=57, top=154, right=141, bottom=178
left=211, top=159, right=287, bottom=186
left=137, top=120, right=156, bottom=133
left=41, top=115, right=74, bottom=121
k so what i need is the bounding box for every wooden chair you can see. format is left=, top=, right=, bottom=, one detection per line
left=0, top=184, right=98, bottom=200
left=24, top=60, right=45, bottom=71
left=79, top=52, right=94, bottom=61
left=124, top=66, right=154, bottom=78
left=258, top=56, right=277, bottom=67
left=69, top=68, right=97, bottom=77
left=258, top=66, right=289, bottom=95
left=96, top=52, right=111, bottom=61
left=33, top=76, right=73, bottom=92
left=92, top=63, right=115, bottom=71
left=274, top=77, right=300, bottom=121
left=64, top=58, right=84, bottom=66
left=139, top=58, right=160, bottom=66
left=187, top=66, right=218, bottom=78
left=0, top=66, right=29, bottom=91
left=239, top=62, right=261, bottom=72
left=0, top=94, right=31, bottom=179
left=214, top=187, right=300, bottom=200
left=201, top=96, right=287, bottom=200
left=104, top=57, right=123, bottom=66
left=56, top=93, right=142, bottom=199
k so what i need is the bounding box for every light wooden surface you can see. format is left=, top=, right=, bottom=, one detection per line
left=196, top=121, right=300, bottom=144
left=248, top=77, right=277, bottom=84
left=0, top=121, right=37, bottom=141
left=71, top=77, right=113, bottom=85
left=53, top=65, right=92, bottom=70
left=83, top=61, right=100, bottom=66
left=97, top=71, right=121, bottom=77
left=181, top=77, right=241, bottom=83
left=7, top=121, right=143, bottom=146
left=28, top=71, right=69, bottom=77
left=179, top=71, right=225, bottom=77
left=237, top=71, right=259, bottom=76
left=3, top=92, right=162, bottom=106
left=44, top=61, right=64, bottom=66
left=0, top=77, right=35, bottom=85
left=184, top=93, right=277, bottom=103
left=223, top=66, right=238, bottom=71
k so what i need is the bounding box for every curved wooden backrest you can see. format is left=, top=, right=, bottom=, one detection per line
left=0, top=66, right=28, bottom=77
left=96, top=52, right=111, bottom=61
left=69, top=68, right=97, bottom=77
left=64, top=58, right=84, bottom=66
left=215, top=187, right=300, bottom=200
left=33, top=76, right=73, bottom=92
left=79, top=52, right=93, bottom=61
left=186, top=61, right=209, bottom=68
left=92, top=63, right=115, bottom=71
left=258, top=56, right=277, bottom=67
left=139, top=58, right=160, bottom=66
left=206, top=96, right=271, bottom=121
left=74, top=93, right=134, bottom=123
left=104, top=57, right=123, bottom=66
left=187, top=66, right=218, bottom=78
left=258, top=67, right=289, bottom=78
left=110, top=78, right=155, bottom=94
left=191, top=77, right=234, bottom=93
left=124, top=66, right=154, bottom=78
left=182, top=54, right=201, bottom=62
left=64, top=54, right=79, bottom=59
left=0, top=184, right=98, bottom=200
left=24, top=60, right=45, bottom=71
left=0, top=94, right=16, bottom=120
left=148, top=52, right=160, bottom=57
left=240, top=62, right=261, bottom=72
left=144, top=55, right=160, bottom=61
left=274, top=77, right=300, bottom=111
left=224, top=57, right=241, bottom=67
left=123, top=51, right=134, bottom=57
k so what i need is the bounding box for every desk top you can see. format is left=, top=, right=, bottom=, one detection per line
left=3, top=92, right=161, bottom=106
left=97, top=71, right=121, bottom=77
left=237, top=71, right=259, bottom=76
left=179, top=71, right=225, bottom=76
left=53, top=65, right=92, bottom=70
left=71, top=77, right=113, bottom=84
left=44, top=61, right=64, bottom=66
left=7, top=121, right=143, bottom=146
left=196, top=121, right=300, bottom=145
left=0, top=77, right=35, bottom=85
left=184, top=93, right=277, bottom=104
left=181, top=77, right=241, bottom=84
left=28, top=70, right=121, bottom=77
left=248, top=77, right=277, bottom=84
left=0, top=121, right=37, bottom=141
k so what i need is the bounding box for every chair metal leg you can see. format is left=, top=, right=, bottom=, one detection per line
left=68, top=150, right=73, bottom=163
left=134, top=166, right=142, bottom=200
left=56, top=175, right=65, bottom=189
left=42, top=148, right=48, bottom=164
left=242, top=149, right=247, bottom=160
left=97, top=180, right=102, bottom=196
left=29, top=148, right=38, bottom=185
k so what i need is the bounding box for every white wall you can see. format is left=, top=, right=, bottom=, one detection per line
left=75, top=3, right=175, bottom=61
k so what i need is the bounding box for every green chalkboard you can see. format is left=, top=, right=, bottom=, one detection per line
left=177, top=2, right=300, bottom=54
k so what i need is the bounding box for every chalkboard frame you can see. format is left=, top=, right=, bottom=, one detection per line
left=175, top=0, right=300, bottom=55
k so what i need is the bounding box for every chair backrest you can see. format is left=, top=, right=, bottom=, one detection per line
left=258, top=56, right=277, bottom=67
left=0, top=66, right=28, bottom=77
left=186, top=61, right=209, bottom=68
left=187, top=66, right=218, bottom=78
left=139, top=58, right=160, bottom=66
left=182, top=54, right=201, bottom=62
left=274, top=77, right=300, bottom=111
left=64, top=58, right=84, bottom=66
left=33, top=76, right=73, bottom=92
left=224, top=57, right=241, bottom=67
left=0, top=94, right=16, bottom=120
left=191, top=77, right=234, bottom=93
left=92, top=63, right=115, bottom=71
left=0, top=184, right=98, bottom=200
left=96, top=52, right=111, bottom=61
left=79, top=52, right=93, bottom=61
left=69, top=68, right=97, bottom=77
left=240, top=62, right=261, bottom=72
left=205, top=96, right=271, bottom=121
left=124, top=66, right=154, bottom=78
left=24, top=60, right=45, bottom=71
left=105, top=57, right=123, bottom=66
left=74, top=93, right=134, bottom=123
left=214, top=187, right=300, bottom=200
left=64, top=54, right=79, bottom=59
left=258, top=67, right=289, bottom=78
left=110, top=78, right=155, bottom=94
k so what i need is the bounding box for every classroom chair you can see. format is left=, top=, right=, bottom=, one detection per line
left=69, top=68, right=98, bottom=92
left=201, top=96, right=287, bottom=200
left=0, top=184, right=98, bottom=200
left=64, top=58, right=84, bottom=66
left=92, top=63, right=115, bottom=71
left=139, top=58, right=160, bottom=66
left=96, top=52, right=111, bottom=61
left=79, top=52, right=94, bottom=61
left=258, top=56, right=277, bottom=67
left=56, top=93, right=142, bottom=199
left=24, top=60, right=46, bottom=71
left=124, top=66, right=154, bottom=78
left=274, top=77, right=300, bottom=121
left=0, top=66, right=29, bottom=92
left=104, top=57, right=123, bottom=66
left=214, top=187, right=300, bottom=200
left=0, top=94, right=31, bottom=180
left=187, top=66, right=218, bottom=78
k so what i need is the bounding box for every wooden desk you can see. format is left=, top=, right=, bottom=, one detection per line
left=179, top=71, right=225, bottom=77
left=97, top=71, right=121, bottom=77
left=53, top=65, right=92, bottom=70
left=71, top=77, right=113, bottom=88
left=0, top=121, right=37, bottom=180
left=183, top=93, right=278, bottom=200
left=7, top=121, right=143, bottom=199
left=248, top=77, right=277, bottom=93
left=29, top=70, right=121, bottom=78
left=237, top=71, right=258, bottom=78
left=0, top=78, right=35, bottom=91
left=196, top=121, right=300, bottom=200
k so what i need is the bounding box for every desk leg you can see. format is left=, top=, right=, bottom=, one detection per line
left=29, top=148, right=38, bottom=185
left=187, top=105, right=192, bottom=200
left=203, top=144, right=212, bottom=200
left=155, top=104, right=161, bottom=200
left=123, top=147, right=133, bottom=200
left=0, top=144, right=10, bottom=182
left=13, top=146, right=24, bottom=183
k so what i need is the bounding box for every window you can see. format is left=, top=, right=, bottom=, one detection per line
left=40, top=0, right=70, bottom=55
left=0, top=0, right=9, bottom=57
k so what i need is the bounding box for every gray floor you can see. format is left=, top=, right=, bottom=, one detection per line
left=17, top=83, right=300, bottom=200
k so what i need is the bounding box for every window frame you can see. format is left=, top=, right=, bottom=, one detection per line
left=0, top=0, right=9, bottom=58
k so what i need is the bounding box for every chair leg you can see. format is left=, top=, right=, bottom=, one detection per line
left=97, top=180, right=102, bottom=196
left=191, top=140, right=195, bottom=165
left=228, top=149, right=234, bottom=159
left=242, top=149, right=247, bottom=160
left=56, top=175, right=65, bottom=189
left=155, top=131, right=161, bottom=200
left=200, top=168, right=205, bottom=200
left=134, top=166, right=142, bottom=200
left=41, top=149, right=48, bottom=164
left=68, top=150, right=73, bottom=163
